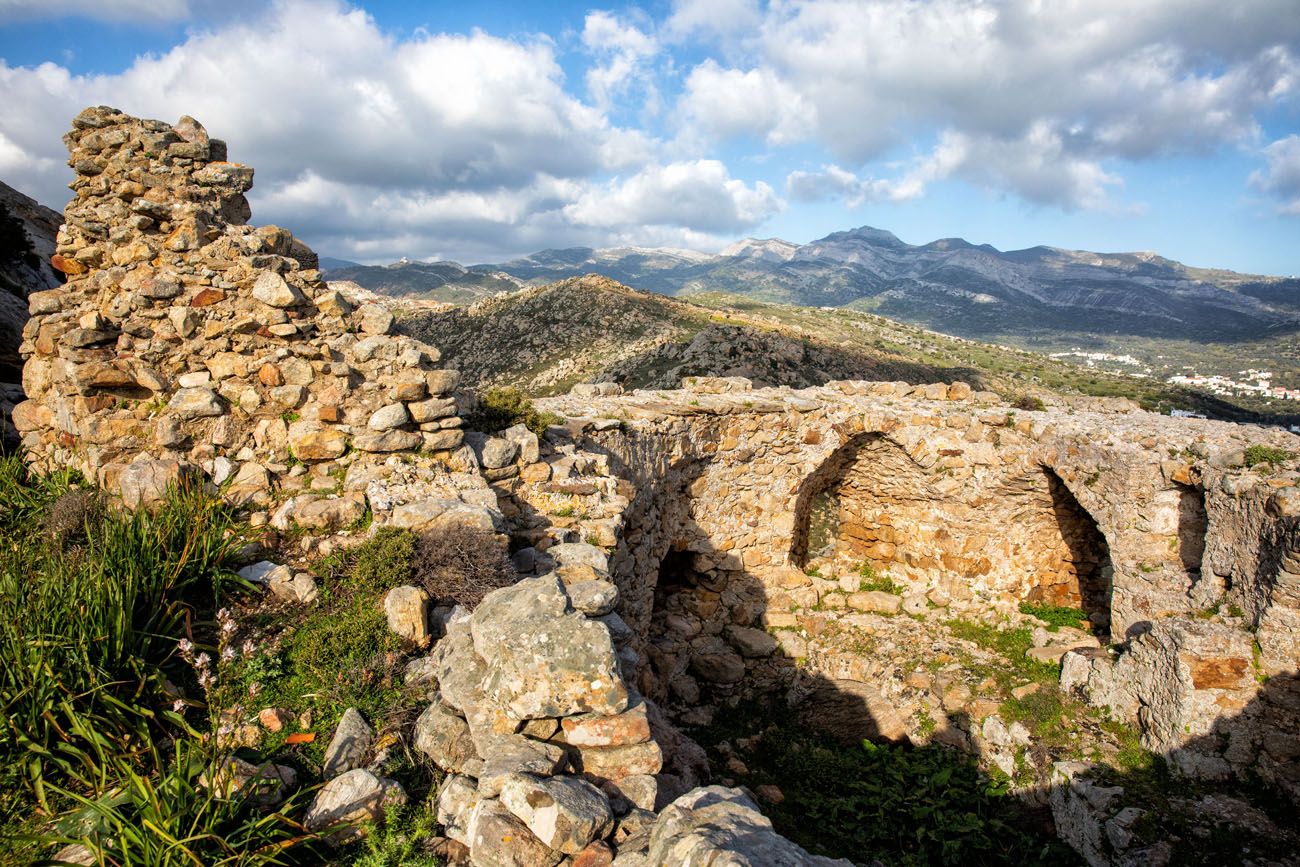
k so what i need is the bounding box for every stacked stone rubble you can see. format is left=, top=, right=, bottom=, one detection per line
left=407, top=545, right=839, bottom=865
left=12, top=107, right=463, bottom=513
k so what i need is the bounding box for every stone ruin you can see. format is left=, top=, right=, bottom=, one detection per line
left=14, top=106, right=464, bottom=514
left=11, top=107, right=1300, bottom=865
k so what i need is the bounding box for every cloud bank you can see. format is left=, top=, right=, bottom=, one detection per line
left=0, top=0, right=1296, bottom=263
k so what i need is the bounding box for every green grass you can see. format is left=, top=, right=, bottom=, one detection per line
left=41, top=737, right=314, bottom=866
left=213, top=529, right=418, bottom=770
left=695, top=700, right=1074, bottom=866
left=1017, top=602, right=1087, bottom=632
left=1242, top=444, right=1293, bottom=468
left=0, top=456, right=240, bottom=808
left=944, top=619, right=1058, bottom=686
left=857, top=562, right=902, bottom=594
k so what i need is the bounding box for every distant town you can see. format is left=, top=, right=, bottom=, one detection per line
left=1166, top=369, right=1300, bottom=402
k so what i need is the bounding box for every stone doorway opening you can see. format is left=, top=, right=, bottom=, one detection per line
left=790, top=435, right=1114, bottom=636
left=1037, top=468, right=1113, bottom=636
left=1176, top=482, right=1208, bottom=574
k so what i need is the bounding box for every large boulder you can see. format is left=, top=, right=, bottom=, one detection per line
left=647, top=787, right=853, bottom=866
left=470, top=574, right=628, bottom=720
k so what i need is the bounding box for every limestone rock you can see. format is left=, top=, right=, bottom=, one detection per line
left=647, top=787, right=852, bottom=866
left=414, top=698, right=478, bottom=774
left=560, top=698, right=651, bottom=748
left=567, top=580, right=619, bottom=616
left=353, top=430, right=422, bottom=453
left=269, top=569, right=319, bottom=604
left=480, top=436, right=518, bottom=469
left=499, top=773, right=614, bottom=855
left=467, top=798, right=563, bottom=867
left=322, top=708, right=374, bottom=779
left=303, top=768, right=406, bottom=840
left=368, top=403, right=410, bottom=431
left=846, top=590, right=902, bottom=614
left=288, top=421, right=347, bottom=462
left=359, top=304, right=394, bottom=335
left=384, top=585, right=429, bottom=646
left=116, top=458, right=185, bottom=510
left=477, top=733, right=569, bottom=798
left=252, top=271, right=304, bottom=308
left=471, top=575, right=628, bottom=720
left=167, top=387, right=223, bottom=419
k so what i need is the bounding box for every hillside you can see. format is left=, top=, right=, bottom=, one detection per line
left=396, top=275, right=976, bottom=395
left=393, top=274, right=1291, bottom=424
left=324, top=258, right=519, bottom=303
left=329, top=225, right=1300, bottom=390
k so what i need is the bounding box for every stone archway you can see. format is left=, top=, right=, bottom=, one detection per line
left=788, top=434, right=1115, bottom=634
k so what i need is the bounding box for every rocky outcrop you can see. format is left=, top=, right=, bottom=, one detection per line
left=1, top=179, right=63, bottom=442
left=12, top=107, right=463, bottom=511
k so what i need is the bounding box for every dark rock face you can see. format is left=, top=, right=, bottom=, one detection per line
left=0, top=179, right=63, bottom=383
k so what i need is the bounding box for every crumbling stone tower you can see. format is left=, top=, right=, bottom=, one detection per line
left=13, top=107, right=462, bottom=507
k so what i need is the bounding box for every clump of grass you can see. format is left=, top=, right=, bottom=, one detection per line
left=856, top=562, right=902, bottom=594
left=1243, top=444, right=1293, bottom=468
left=347, top=804, right=441, bottom=867
left=467, top=386, right=562, bottom=437
left=1018, top=602, right=1087, bottom=632
left=41, top=736, right=313, bottom=866
left=0, top=455, right=239, bottom=806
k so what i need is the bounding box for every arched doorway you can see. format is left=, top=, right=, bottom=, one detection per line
left=789, top=435, right=1114, bottom=635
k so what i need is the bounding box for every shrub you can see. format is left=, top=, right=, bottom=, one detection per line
left=41, top=487, right=105, bottom=548
left=1013, top=394, right=1047, bottom=412
left=467, top=386, right=562, bottom=437
left=413, top=525, right=517, bottom=609
left=349, top=527, right=416, bottom=595
left=346, top=804, right=441, bottom=867
left=1243, top=444, right=1293, bottom=468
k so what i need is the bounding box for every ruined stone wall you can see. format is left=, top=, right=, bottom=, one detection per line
left=12, top=107, right=464, bottom=516
left=534, top=377, right=1300, bottom=800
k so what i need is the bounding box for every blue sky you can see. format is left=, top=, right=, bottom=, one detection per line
left=1, top=0, right=1298, bottom=274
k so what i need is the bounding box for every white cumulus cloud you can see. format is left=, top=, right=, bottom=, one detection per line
left=1251, top=135, right=1300, bottom=215
left=677, top=0, right=1299, bottom=209
left=564, top=160, right=782, bottom=234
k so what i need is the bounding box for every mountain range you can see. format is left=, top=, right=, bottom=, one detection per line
left=325, top=226, right=1300, bottom=348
